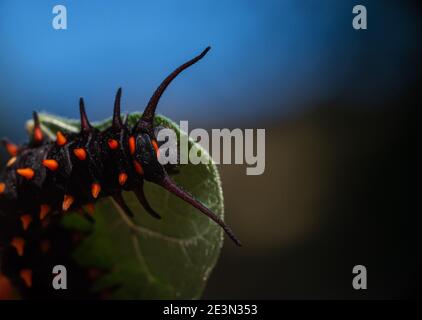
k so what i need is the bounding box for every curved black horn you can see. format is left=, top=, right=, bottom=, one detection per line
left=137, top=47, right=211, bottom=133
left=158, top=175, right=242, bottom=246
left=112, top=87, right=123, bottom=129
left=79, top=97, right=92, bottom=133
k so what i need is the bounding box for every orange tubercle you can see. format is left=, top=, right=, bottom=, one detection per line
left=91, top=183, right=101, bottom=199
left=39, top=204, right=51, bottom=220
left=40, top=239, right=51, bottom=253
left=73, top=148, right=87, bottom=161
left=87, top=267, right=103, bottom=281
left=152, top=139, right=160, bottom=158
left=16, top=168, right=35, bottom=180
left=119, top=172, right=128, bottom=186
left=84, top=203, right=96, bottom=215
left=41, top=219, right=50, bottom=229
left=62, top=195, right=75, bottom=211
left=11, top=237, right=25, bottom=256
left=5, top=142, right=18, bottom=157
left=20, top=269, right=32, bottom=288
left=6, top=157, right=17, bottom=167
left=34, top=127, right=43, bottom=143
left=108, top=139, right=119, bottom=150
left=133, top=160, right=144, bottom=175
left=56, top=131, right=67, bottom=146
left=0, top=273, right=15, bottom=300
left=42, top=159, right=59, bottom=171
left=20, top=214, right=32, bottom=231
left=0, top=183, right=5, bottom=194
left=129, top=136, right=136, bottom=155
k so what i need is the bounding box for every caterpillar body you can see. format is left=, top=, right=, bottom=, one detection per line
left=0, top=47, right=240, bottom=297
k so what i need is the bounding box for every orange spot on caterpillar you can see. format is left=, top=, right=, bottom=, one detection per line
left=16, top=168, right=35, bottom=180
left=152, top=139, right=160, bottom=158
left=4, top=142, right=18, bottom=157
left=129, top=136, right=136, bottom=155
left=39, top=204, right=51, bottom=220
left=73, top=148, right=87, bottom=161
left=33, top=127, right=43, bottom=143
left=42, top=159, right=59, bottom=171
left=99, top=287, right=115, bottom=300
left=62, top=195, right=75, bottom=211
left=133, top=160, right=144, bottom=175
left=56, top=131, right=67, bottom=146
left=20, top=269, right=32, bottom=288
left=0, top=273, right=15, bottom=300
left=84, top=203, right=96, bottom=215
left=11, top=237, right=25, bottom=256
left=71, top=232, right=83, bottom=243
left=108, top=139, right=119, bottom=150
left=40, top=239, right=51, bottom=253
left=91, top=183, right=101, bottom=199
left=41, top=218, right=50, bottom=229
left=7, top=156, right=17, bottom=167
left=0, top=183, right=5, bottom=194
left=20, top=214, right=32, bottom=231
left=87, top=267, right=103, bottom=281
left=119, top=172, right=128, bottom=186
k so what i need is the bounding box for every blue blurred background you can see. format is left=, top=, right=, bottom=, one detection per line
left=0, top=0, right=419, bottom=299
left=0, top=0, right=419, bottom=138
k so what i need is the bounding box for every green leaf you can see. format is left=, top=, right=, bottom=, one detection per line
left=29, top=113, right=224, bottom=299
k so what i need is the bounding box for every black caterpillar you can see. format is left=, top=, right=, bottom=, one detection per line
left=0, top=47, right=240, bottom=297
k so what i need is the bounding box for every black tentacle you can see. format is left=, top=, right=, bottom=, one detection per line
left=79, top=209, right=95, bottom=224
left=134, top=181, right=161, bottom=219
left=31, top=111, right=47, bottom=145
left=79, top=98, right=92, bottom=133
left=136, top=47, right=211, bottom=135
left=112, top=88, right=123, bottom=129
left=112, top=192, right=134, bottom=218
left=158, top=175, right=242, bottom=246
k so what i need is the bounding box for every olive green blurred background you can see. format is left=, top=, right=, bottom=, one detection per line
left=203, top=102, right=414, bottom=299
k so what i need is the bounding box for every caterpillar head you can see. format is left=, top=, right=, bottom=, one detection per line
left=129, top=47, right=241, bottom=246
left=130, top=47, right=212, bottom=182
